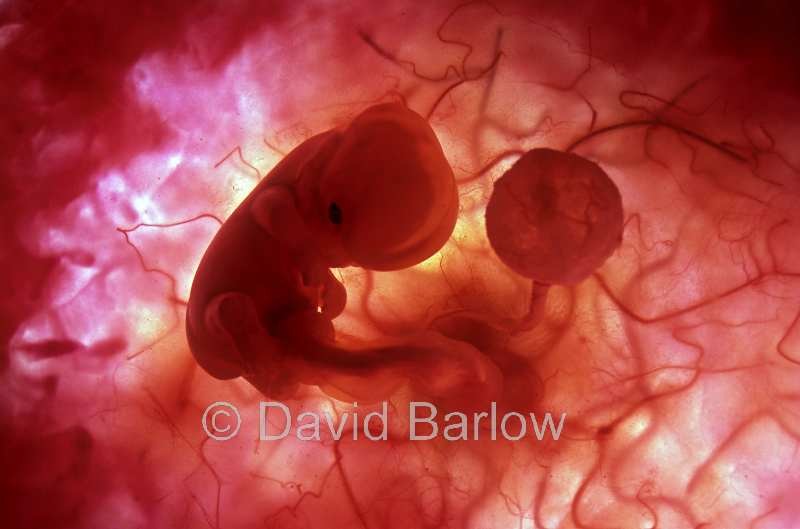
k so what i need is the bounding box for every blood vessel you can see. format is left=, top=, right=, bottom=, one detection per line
left=4, top=2, right=799, bottom=527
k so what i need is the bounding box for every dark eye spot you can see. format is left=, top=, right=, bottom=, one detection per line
left=328, top=202, right=342, bottom=225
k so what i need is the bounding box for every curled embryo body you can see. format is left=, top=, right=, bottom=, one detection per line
left=186, top=103, right=497, bottom=402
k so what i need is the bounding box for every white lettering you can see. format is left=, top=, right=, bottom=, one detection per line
left=500, top=411, right=526, bottom=441
left=443, top=412, right=468, bottom=441
left=530, top=412, right=566, bottom=441
left=473, top=411, right=488, bottom=440
left=364, top=401, right=388, bottom=441
left=410, top=402, right=438, bottom=440
left=323, top=411, right=348, bottom=440
left=296, top=411, right=321, bottom=441
left=260, top=402, right=291, bottom=440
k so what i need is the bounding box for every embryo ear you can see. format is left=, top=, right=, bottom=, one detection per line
left=251, top=185, right=311, bottom=247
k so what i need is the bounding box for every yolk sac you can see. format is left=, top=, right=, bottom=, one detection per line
left=485, top=148, right=624, bottom=286
left=186, top=102, right=467, bottom=400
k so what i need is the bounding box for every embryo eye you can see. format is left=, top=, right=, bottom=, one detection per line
left=328, top=202, right=342, bottom=225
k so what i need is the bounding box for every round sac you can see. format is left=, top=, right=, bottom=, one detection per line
left=485, top=148, right=623, bottom=285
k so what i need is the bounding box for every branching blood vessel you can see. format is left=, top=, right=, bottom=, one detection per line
left=3, top=1, right=800, bottom=528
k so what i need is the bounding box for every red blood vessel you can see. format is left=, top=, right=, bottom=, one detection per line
left=2, top=2, right=800, bottom=529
